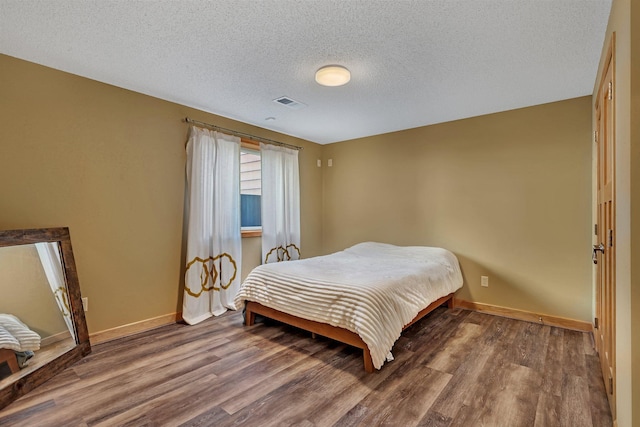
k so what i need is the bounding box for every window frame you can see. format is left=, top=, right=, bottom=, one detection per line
left=240, top=138, right=262, bottom=238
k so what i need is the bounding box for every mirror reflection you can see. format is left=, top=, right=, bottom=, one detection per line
left=0, top=243, right=76, bottom=387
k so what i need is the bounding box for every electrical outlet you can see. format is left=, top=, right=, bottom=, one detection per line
left=82, top=297, right=88, bottom=312
left=481, top=276, right=489, bottom=287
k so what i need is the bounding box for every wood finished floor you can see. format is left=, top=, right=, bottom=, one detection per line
left=0, top=307, right=612, bottom=427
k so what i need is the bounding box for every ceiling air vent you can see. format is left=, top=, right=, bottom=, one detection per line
left=273, top=96, right=307, bottom=110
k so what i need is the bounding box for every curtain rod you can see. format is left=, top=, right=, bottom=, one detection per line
left=184, top=117, right=303, bottom=151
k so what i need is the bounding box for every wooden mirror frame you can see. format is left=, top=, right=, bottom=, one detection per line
left=0, top=227, right=90, bottom=410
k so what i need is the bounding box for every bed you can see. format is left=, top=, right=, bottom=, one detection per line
left=0, top=314, right=41, bottom=379
left=234, top=242, right=464, bottom=372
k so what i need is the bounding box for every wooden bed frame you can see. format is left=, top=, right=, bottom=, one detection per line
left=244, top=292, right=455, bottom=373
left=0, top=349, right=20, bottom=379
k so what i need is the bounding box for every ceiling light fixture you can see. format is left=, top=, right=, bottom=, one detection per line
left=315, top=65, right=351, bottom=87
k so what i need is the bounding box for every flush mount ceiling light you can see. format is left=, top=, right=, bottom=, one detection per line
left=315, top=65, right=351, bottom=87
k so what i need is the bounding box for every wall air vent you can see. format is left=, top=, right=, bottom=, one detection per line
left=273, top=96, right=307, bottom=110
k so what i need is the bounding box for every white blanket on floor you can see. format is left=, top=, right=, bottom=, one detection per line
left=234, top=242, right=463, bottom=369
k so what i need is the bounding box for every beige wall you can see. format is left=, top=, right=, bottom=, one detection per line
left=323, top=98, right=593, bottom=322
left=0, top=245, right=68, bottom=338
left=0, top=54, right=323, bottom=334
left=593, top=0, right=640, bottom=425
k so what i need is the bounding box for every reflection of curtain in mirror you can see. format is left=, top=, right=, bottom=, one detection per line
left=183, top=126, right=242, bottom=325
left=260, top=143, right=300, bottom=264
left=34, top=243, right=75, bottom=336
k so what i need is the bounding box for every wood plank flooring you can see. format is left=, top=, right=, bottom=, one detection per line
left=0, top=307, right=612, bottom=426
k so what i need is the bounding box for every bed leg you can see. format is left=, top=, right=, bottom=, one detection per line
left=363, top=348, right=374, bottom=373
left=447, top=297, right=455, bottom=309
left=245, top=306, right=256, bottom=326
left=0, top=349, right=19, bottom=375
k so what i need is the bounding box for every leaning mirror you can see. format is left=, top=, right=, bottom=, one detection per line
left=0, top=228, right=90, bottom=410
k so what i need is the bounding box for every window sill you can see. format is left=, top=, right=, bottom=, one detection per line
left=242, top=230, right=262, bottom=238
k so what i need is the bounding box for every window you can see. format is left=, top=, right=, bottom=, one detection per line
left=240, top=142, right=261, bottom=237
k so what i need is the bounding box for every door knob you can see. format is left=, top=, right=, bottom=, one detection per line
left=593, top=243, right=605, bottom=264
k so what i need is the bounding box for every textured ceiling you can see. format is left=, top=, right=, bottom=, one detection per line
left=0, top=0, right=611, bottom=144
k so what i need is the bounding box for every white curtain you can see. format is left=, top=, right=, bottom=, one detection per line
left=183, top=126, right=242, bottom=325
left=35, top=242, right=75, bottom=336
left=261, top=143, right=301, bottom=264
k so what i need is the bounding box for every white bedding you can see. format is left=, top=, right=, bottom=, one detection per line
left=234, top=242, right=463, bottom=369
left=0, top=314, right=41, bottom=352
